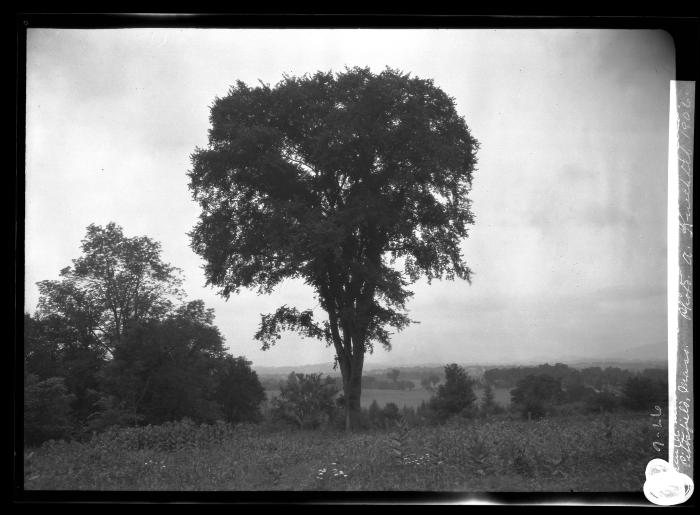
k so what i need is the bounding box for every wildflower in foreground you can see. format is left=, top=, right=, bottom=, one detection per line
left=316, top=464, right=348, bottom=480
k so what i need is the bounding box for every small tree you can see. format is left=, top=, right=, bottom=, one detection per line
left=272, top=373, right=340, bottom=429
left=480, top=382, right=502, bottom=417
left=428, top=364, right=477, bottom=422
left=401, top=405, right=419, bottom=426
left=387, top=368, right=400, bottom=384
left=368, top=399, right=382, bottom=428
left=382, top=402, right=401, bottom=428
left=511, top=374, right=563, bottom=420
left=215, top=356, right=267, bottom=424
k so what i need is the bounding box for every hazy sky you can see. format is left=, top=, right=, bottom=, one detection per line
left=25, top=28, right=674, bottom=367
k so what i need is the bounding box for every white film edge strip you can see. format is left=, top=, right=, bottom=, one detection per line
left=647, top=80, right=695, bottom=506
left=668, top=80, right=693, bottom=477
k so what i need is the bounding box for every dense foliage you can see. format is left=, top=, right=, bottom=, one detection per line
left=511, top=375, right=564, bottom=419
left=24, top=223, right=266, bottom=445
left=484, top=363, right=637, bottom=390
left=621, top=375, right=667, bottom=411
left=188, top=67, right=479, bottom=429
left=479, top=383, right=504, bottom=417
left=427, top=364, right=477, bottom=422
left=93, top=303, right=228, bottom=427
left=24, top=374, right=76, bottom=445
left=271, top=373, right=340, bottom=429
left=216, top=356, right=267, bottom=424
left=367, top=400, right=403, bottom=429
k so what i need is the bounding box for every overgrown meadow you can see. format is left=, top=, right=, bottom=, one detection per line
left=24, top=411, right=663, bottom=492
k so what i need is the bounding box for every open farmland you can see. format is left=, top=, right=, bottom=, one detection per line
left=264, top=386, right=512, bottom=410
left=358, top=386, right=511, bottom=409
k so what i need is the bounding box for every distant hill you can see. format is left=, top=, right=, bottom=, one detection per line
left=604, top=342, right=667, bottom=362
left=567, top=360, right=667, bottom=372
left=254, top=362, right=442, bottom=378
left=564, top=343, right=667, bottom=370
left=253, top=349, right=668, bottom=378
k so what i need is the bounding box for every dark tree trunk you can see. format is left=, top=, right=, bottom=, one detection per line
left=323, top=245, right=378, bottom=432
left=339, top=349, right=364, bottom=432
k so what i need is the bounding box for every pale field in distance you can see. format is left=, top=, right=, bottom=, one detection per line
left=359, top=386, right=512, bottom=409
left=264, top=384, right=512, bottom=409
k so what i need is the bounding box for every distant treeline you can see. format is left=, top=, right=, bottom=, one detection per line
left=262, top=363, right=668, bottom=393
left=259, top=374, right=415, bottom=391
left=362, top=376, right=415, bottom=390
left=484, top=363, right=667, bottom=390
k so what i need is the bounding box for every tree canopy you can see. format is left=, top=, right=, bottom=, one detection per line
left=188, top=67, right=479, bottom=429
left=97, top=301, right=228, bottom=426
left=510, top=374, right=564, bottom=419
left=37, top=222, right=183, bottom=354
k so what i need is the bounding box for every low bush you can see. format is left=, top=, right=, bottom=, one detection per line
left=270, top=373, right=340, bottom=430
left=24, top=374, right=77, bottom=446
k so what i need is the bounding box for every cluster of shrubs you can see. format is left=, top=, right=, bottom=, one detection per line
left=23, top=352, right=267, bottom=447
left=509, top=372, right=668, bottom=420
left=483, top=363, right=668, bottom=421
left=24, top=306, right=268, bottom=447
left=26, top=358, right=669, bottom=449
left=267, top=373, right=340, bottom=430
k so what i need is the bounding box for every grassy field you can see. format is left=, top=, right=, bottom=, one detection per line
left=24, top=412, right=660, bottom=492
left=264, top=386, right=512, bottom=410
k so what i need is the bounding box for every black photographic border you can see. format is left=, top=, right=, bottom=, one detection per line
left=12, top=11, right=698, bottom=507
